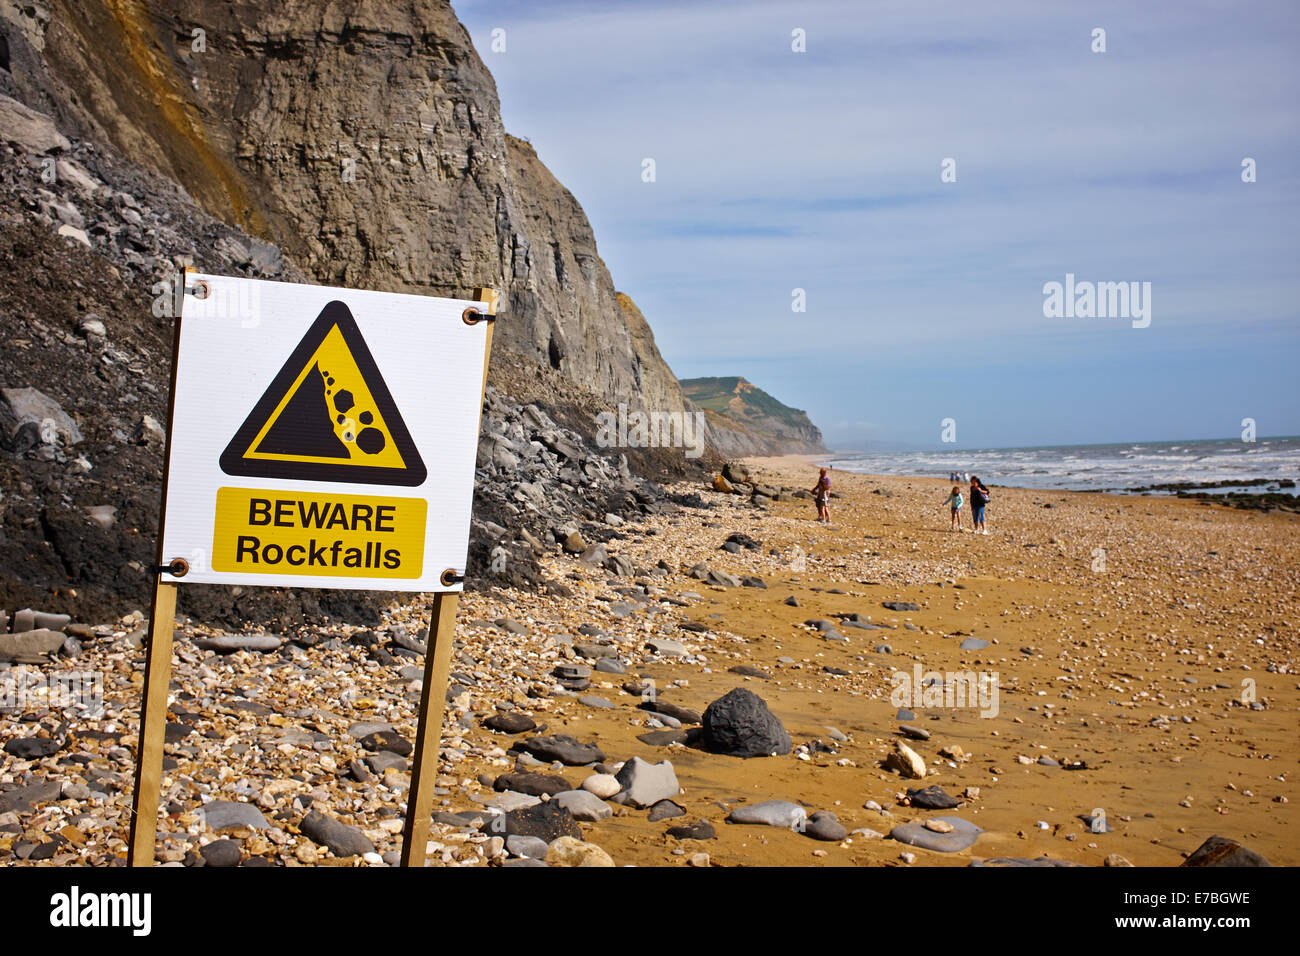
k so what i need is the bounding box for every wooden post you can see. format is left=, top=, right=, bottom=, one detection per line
left=400, top=287, right=497, bottom=867
left=126, top=581, right=178, bottom=866
left=127, top=266, right=190, bottom=867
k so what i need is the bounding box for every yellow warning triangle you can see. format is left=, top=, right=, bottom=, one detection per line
left=220, top=301, right=426, bottom=486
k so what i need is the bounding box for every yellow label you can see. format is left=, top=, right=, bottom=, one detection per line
left=212, top=487, right=426, bottom=578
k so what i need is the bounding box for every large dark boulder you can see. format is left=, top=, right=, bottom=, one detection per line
left=1182, top=835, right=1271, bottom=867
left=700, top=688, right=792, bottom=758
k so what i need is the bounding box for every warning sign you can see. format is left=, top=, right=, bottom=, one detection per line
left=158, top=274, right=490, bottom=592
left=220, top=302, right=426, bottom=486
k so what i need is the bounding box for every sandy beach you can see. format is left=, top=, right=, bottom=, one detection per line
left=2, top=456, right=1296, bottom=867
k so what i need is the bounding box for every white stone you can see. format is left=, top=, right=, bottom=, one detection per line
left=581, top=773, right=622, bottom=799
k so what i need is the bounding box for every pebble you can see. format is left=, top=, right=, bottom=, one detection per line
left=300, top=809, right=375, bottom=858
left=483, top=713, right=536, bottom=734
left=727, top=800, right=806, bottom=828
left=890, top=817, right=983, bottom=853
left=611, top=756, right=680, bottom=808
left=198, top=801, right=269, bottom=831
left=885, top=741, right=927, bottom=779
left=647, top=799, right=687, bottom=822
left=199, top=839, right=242, bottom=868
left=545, top=836, right=614, bottom=867
left=907, top=785, right=963, bottom=810
left=804, top=811, right=848, bottom=842
left=552, top=789, right=613, bottom=821
left=667, top=819, right=717, bottom=840
left=580, top=773, right=622, bottom=799
left=506, top=834, right=550, bottom=859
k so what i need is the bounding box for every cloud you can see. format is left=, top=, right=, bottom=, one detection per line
left=455, top=0, right=1300, bottom=446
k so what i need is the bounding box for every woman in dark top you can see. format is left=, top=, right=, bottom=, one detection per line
left=812, top=468, right=831, bottom=523
left=969, top=475, right=990, bottom=534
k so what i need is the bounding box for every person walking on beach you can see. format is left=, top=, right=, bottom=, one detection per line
left=812, top=467, right=832, bottom=523
left=969, top=475, right=990, bottom=534
left=942, top=485, right=965, bottom=531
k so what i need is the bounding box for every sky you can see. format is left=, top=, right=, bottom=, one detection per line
left=453, top=0, right=1300, bottom=450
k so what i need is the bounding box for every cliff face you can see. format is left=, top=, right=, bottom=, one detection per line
left=680, top=376, right=829, bottom=457
left=0, top=0, right=711, bottom=437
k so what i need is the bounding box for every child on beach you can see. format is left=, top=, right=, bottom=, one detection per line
left=942, top=485, right=965, bottom=531
left=812, top=468, right=832, bottom=523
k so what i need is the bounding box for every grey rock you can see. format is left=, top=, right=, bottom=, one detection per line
left=727, top=800, right=806, bottom=828
left=667, top=819, right=716, bottom=840
left=506, top=834, right=550, bottom=859
left=365, top=752, right=408, bottom=774
left=194, top=635, right=282, bottom=654
left=0, top=94, right=72, bottom=153
left=519, top=734, right=605, bottom=765
left=611, top=756, right=679, bottom=808
left=907, top=785, right=963, bottom=810
left=641, top=711, right=682, bottom=729
left=578, top=695, right=615, bottom=710
left=359, top=731, right=412, bottom=756
left=553, top=789, right=613, bottom=822
left=199, top=839, right=243, bottom=868
left=3, top=737, right=63, bottom=759
left=604, top=554, right=635, bottom=577
left=594, top=657, right=627, bottom=674
left=1078, top=812, right=1114, bottom=833
left=959, top=637, right=990, bottom=651
left=574, top=642, right=619, bottom=659
left=969, top=857, right=1084, bottom=867
left=647, top=799, right=687, bottom=822
left=0, top=629, right=67, bottom=663
left=301, top=809, right=375, bottom=857
left=706, top=569, right=741, bottom=588
left=483, top=713, right=536, bottom=734
left=198, top=801, right=269, bottom=831
left=0, top=779, right=62, bottom=813
left=493, top=772, right=570, bottom=797
left=646, top=637, right=688, bottom=657
left=890, top=816, right=983, bottom=852
left=347, top=721, right=395, bottom=738
left=637, top=729, right=690, bottom=747
left=13, top=609, right=72, bottom=631
left=804, top=810, right=848, bottom=841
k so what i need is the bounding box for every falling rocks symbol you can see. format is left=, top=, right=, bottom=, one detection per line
left=219, top=301, right=425, bottom=486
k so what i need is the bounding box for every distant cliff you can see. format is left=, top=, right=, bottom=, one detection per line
left=679, top=376, right=829, bottom=457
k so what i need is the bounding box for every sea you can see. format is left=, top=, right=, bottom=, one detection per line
left=826, top=437, right=1300, bottom=496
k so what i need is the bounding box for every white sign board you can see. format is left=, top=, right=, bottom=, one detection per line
left=159, top=273, right=489, bottom=591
